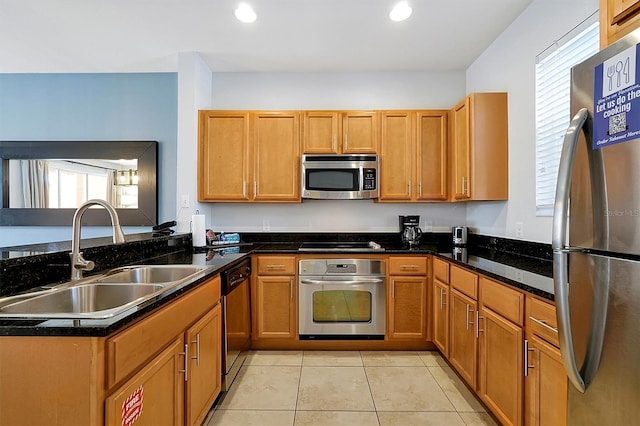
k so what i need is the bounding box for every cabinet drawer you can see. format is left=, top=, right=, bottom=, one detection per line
left=450, top=265, right=478, bottom=299
left=257, top=256, right=296, bottom=275
left=389, top=256, right=428, bottom=275
left=106, top=276, right=220, bottom=388
left=433, top=257, right=450, bottom=283
left=480, top=277, right=524, bottom=326
left=526, top=296, right=559, bottom=347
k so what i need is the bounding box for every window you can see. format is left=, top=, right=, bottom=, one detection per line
left=535, top=12, right=599, bottom=216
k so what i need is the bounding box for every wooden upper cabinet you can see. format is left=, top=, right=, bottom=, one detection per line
left=253, top=112, right=301, bottom=201
left=303, top=111, right=340, bottom=153
left=380, top=111, right=413, bottom=201
left=416, top=111, right=448, bottom=201
left=302, top=111, right=378, bottom=154
left=601, top=0, right=640, bottom=47
left=198, top=110, right=301, bottom=202
left=450, top=93, right=508, bottom=202
left=379, top=110, right=448, bottom=202
left=198, top=111, right=251, bottom=201
left=451, top=99, right=470, bottom=200
left=342, top=111, right=379, bottom=153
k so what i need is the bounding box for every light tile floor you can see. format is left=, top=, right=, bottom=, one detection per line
left=205, top=350, right=497, bottom=426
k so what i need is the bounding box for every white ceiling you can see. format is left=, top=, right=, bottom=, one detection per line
left=0, top=0, right=533, bottom=73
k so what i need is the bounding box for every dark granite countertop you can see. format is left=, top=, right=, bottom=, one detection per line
left=0, top=232, right=554, bottom=336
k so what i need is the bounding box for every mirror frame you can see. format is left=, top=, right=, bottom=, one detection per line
left=0, top=141, right=157, bottom=226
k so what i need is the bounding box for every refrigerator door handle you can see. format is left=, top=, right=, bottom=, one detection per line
left=553, top=108, right=589, bottom=393
left=553, top=107, right=608, bottom=394
left=552, top=108, right=588, bottom=251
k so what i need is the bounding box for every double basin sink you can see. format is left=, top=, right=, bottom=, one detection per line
left=0, top=264, right=214, bottom=320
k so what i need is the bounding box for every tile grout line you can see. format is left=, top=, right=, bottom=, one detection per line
left=360, top=350, right=383, bottom=426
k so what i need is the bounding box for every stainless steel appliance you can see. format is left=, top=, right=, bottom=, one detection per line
left=220, top=258, right=251, bottom=391
left=399, top=215, right=422, bottom=247
left=301, top=154, right=378, bottom=199
left=452, top=226, right=468, bottom=246
left=553, top=27, right=640, bottom=426
left=298, top=258, right=385, bottom=339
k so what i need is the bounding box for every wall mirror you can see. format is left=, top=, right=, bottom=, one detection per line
left=0, top=141, right=157, bottom=226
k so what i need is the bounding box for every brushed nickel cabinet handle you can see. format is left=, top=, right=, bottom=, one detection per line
left=179, top=343, right=188, bottom=381
left=529, top=316, right=559, bottom=334
left=191, top=334, right=200, bottom=367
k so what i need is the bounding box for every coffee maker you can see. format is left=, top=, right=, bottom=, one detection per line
left=399, top=215, right=423, bottom=247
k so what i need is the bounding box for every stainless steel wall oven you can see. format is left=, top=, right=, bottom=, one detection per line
left=298, top=258, right=386, bottom=340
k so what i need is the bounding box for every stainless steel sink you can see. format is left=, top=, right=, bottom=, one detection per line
left=97, top=265, right=209, bottom=285
left=0, top=264, right=214, bottom=319
left=0, top=283, right=164, bottom=317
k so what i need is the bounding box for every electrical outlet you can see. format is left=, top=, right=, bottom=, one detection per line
left=515, top=222, right=524, bottom=238
left=424, top=221, right=433, bottom=232
left=515, top=270, right=524, bottom=282
left=262, top=219, right=270, bottom=231
left=181, top=194, right=190, bottom=208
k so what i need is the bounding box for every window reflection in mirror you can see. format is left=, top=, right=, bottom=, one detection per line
left=8, top=159, right=139, bottom=209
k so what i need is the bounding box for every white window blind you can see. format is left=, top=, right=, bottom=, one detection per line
left=535, top=13, right=599, bottom=216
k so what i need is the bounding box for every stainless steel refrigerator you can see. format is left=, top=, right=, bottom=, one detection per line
left=553, top=27, right=640, bottom=426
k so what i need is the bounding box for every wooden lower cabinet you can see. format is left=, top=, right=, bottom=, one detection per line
left=387, top=275, right=428, bottom=340
left=449, top=288, right=478, bottom=388
left=432, top=278, right=449, bottom=356
left=253, top=275, right=297, bottom=339
left=186, top=304, right=223, bottom=426
left=0, top=276, right=223, bottom=426
left=106, top=338, right=185, bottom=426
left=478, top=307, right=524, bottom=426
left=524, top=333, right=567, bottom=426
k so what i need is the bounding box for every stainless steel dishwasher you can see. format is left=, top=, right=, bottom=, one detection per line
left=220, top=258, right=252, bottom=391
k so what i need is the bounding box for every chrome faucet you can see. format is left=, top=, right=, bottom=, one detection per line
left=70, top=199, right=126, bottom=281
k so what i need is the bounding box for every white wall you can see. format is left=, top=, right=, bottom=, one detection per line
left=465, top=0, right=599, bottom=243
left=176, top=53, right=214, bottom=234
left=203, top=71, right=468, bottom=234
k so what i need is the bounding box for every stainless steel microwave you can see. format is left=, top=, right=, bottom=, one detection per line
left=301, top=154, right=379, bottom=200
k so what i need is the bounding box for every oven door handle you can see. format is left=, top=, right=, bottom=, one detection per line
left=300, top=278, right=384, bottom=285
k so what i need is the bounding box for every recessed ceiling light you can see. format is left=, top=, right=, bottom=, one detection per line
left=235, top=3, right=257, bottom=23
left=389, top=1, right=412, bottom=22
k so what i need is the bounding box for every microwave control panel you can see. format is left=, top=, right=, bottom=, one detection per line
left=363, top=168, right=377, bottom=190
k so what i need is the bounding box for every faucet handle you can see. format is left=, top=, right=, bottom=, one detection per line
left=74, top=253, right=95, bottom=272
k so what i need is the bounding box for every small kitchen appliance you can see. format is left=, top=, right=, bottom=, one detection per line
left=399, top=215, right=422, bottom=247
left=452, top=226, right=468, bottom=246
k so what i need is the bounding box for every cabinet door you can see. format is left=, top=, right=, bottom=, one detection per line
left=379, top=111, right=413, bottom=201
left=185, top=304, right=222, bottom=426
left=342, top=111, right=379, bottom=154
left=105, top=338, right=185, bottom=426
left=416, top=111, right=448, bottom=201
left=451, top=98, right=471, bottom=200
left=198, top=111, right=251, bottom=201
left=254, top=276, right=296, bottom=339
left=602, top=0, right=640, bottom=47
left=303, top=111, right=340, bottom=154
left=478, top=307, right=523, bottom=426
left=524, top=334, right=567, bottom=426
left=433, top=279, right=450, bottom=357
left=449, top=289, right=477, bottom=388
left=253, top=112, right=301, bottom=201
left=388, top=276, right=428, bottom=340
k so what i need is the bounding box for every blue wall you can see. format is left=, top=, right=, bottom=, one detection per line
left=0, top=73, right=178, bottom=247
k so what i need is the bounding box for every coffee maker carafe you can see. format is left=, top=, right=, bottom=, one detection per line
left=399, top=215, right=423, bottom=247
